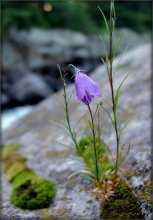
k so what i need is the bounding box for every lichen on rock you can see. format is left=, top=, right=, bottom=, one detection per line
left=100, top=180, right=144, bottom=219
left=2, top=144, right=20, bottom=160
left=2, top=144, right=57, bottom=210
left=5, top=160, right=27, bottom=182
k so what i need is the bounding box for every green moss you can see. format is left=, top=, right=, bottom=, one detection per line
left=100, top=180, right=144, bottom=219
left=2, top=144, right=20, bottom=160
left=12, top=169, right=36, bottom=188
left=77, top=136, right=106, bottom=165
left=77, top=136, right=113, bottom=179
left=5, top=161, right=27, bottom=182
left=10, top=176, right=57, bottom=210
left=2, top=143, right=57, bottom=210
left=136, top=180, right=152, bottom=208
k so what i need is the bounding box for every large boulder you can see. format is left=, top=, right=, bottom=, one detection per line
left=2, top=41, right=24, bottom=71
left=10, top=71, right=51, bottom=104
left=2, top=44, right=152, bottom=219
left=1, top=68, right=52, bottom=108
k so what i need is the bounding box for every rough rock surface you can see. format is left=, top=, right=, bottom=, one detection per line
left=2, top=44, right=152, bottom=219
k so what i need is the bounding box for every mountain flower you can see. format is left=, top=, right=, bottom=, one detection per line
left=74, top=70, right=102, bottom=105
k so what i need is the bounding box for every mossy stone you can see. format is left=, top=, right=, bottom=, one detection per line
left=4, top=154, right=27, bottom=172
left=5, top=161, right=27, bottom=182
left=136, top=180, right=152, bottom=208
left=100, top=180, right=144, bottom=219
left=10, top=177, right=57, bottom=210
left=12, top=169, right=36, bottom=188
left=2, top=144, right=20, bottom=160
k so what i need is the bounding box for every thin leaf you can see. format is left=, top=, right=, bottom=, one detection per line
left=119, top=111, right=145, bottom=137
left=113, top=32, right=124, bottom=61
left=74, top=113, right=86, bottom=131
left=96, top=108, right=102, bottom=141
left=57, top=64, right=62, bottom=79
left=87, top=120, right=92, bottom=130
left=68, top=170, right=97, bottom=180
left=101, top=140, right=115, bottom=164
left=67, top=156, right=83, bottom=163
left=118, top=142, right=127, bottom=160
left=98, top=6, right=109, bottom=33
left=50, top=119, right=69, bottom=130
left=54, top=94, right=65, bottom=109
left=119, top=117, right=134, bottom=138
left=113, top=43, right=130, bottom=78
left=100, top=106, right=115, bottom=128
left=55, top=141, right=71, bottom=149
left=67, top=91, right=74, bottom=104
left=118, top=141, right=131, bottom=166
left=111, top=0, right=116, bottom=33
left=93, top=105, right=99, bottom=119
left=101, top=58, right=109, bottom=76
left=49, top=120, right=69, bottom=134
left=99, top=35, right=109, bottom=59
left=82, top=175, right=95, bottom=182
left=114, top=72, right=131, bottom=115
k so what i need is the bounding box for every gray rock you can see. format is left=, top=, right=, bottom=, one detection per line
left=9, top=28, right=89, bottom=66
left=1, top=93, right=10, bottom=106
left=4, top=27, right=150, bottom=72
left=2, top=43, right=152, bottom=219
left=2, top=41, right=24, bottom=71
left=10, top=72, right=51, bottom=102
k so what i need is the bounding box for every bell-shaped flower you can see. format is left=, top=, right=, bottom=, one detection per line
left=75, top=71, right=102, bottom=105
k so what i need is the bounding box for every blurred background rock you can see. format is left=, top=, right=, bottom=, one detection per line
left=1, top=0, right=152, bottom=129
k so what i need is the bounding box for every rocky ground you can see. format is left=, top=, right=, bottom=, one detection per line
left=1, top=43, right=152, bottom=219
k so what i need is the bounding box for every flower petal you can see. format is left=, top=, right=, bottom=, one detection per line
left=75, top=71, right=102, bottom=105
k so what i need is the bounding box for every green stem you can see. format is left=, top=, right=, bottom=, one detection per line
left=62, top=79, right=80, bottom=153
left=108, top=1, right=120, bottom=171
left=87, top=104, right=100, bottom=184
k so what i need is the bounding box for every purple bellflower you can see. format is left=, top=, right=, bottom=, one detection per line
left=74, top=70, right=102, bottom=105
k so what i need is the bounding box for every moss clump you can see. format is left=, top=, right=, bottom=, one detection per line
left=10, top=176, right=57, bottom=210
left=12, top=169, right=36, bottom=188
left=77, top=136, right=106, bottom=166
left=100, top=180, right=144, bottom=219
left=77, top=136, right=113, bottom=179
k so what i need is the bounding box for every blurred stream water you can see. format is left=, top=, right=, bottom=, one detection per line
left=1, top=106, right=33, bottom=131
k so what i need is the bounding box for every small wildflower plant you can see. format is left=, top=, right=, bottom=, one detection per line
left=57, top=0, right=132, bottom=202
